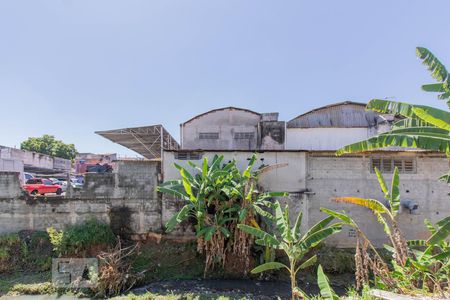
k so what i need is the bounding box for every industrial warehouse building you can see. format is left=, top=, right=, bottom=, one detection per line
left=1, top=101, right=448, bottom=247
left=97, top=101, right=450, bottom=246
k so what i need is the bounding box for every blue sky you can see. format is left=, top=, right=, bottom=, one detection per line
left=1, top=1, right=449, bottom=156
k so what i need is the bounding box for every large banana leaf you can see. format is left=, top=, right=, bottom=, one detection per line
left=412, top=107, right=450, bottom=130
left=389, top=167, right=400, bottom=216
left=293, top=211, right=303, bottom=240
left=157, top=186, right=189, bottom=201
left=437, top=215, right=450, bottom=227
left=408, top=240, right=428, bottom=247
left=374, top=167, right=389, bottom=197
left=300, top=224, right=342, bottom=250
left=298, top=254, right=317, bottom=270
left=366, top=99, right=416, bottom=117
left=421, top=82, right=446, bottom=92
left=332, top=197, right=391, bottom=215
left=417, top=47, right=448, bottom=83
left=303, top=215, right=335, bottom=238
left=165, top=204, right=194, bottom=232
left=243, top=154, right=257, bottom=178
left=237, top=224, right=280, bottom=247
left=416, top=47, right=450, bottom=105
left=427, top=218, right=450, bottom=245
left=320, top=208, right=357, bottom=227
left=367, top=99, right=450, bottom=129
left=276, top=202, right=293, bottom=242
left=430, top=250, right=450, bottom=261
left=392, top=118, right=433, bottom=129
left=336, top=131, right=450, bottom=155
left=251, top=261, right=288, bottom=274
left=317, top=265, right=339, bottom=300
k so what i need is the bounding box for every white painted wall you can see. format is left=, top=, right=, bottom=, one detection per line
left=181, top=109, right=261, bottom=150
left=0, top=146, right=70, bottom=172
left=163, top=151, right=306, bottom=192
left=0, top=158, right=24, bottom=184
left=286, top=127, right=372, bottom=150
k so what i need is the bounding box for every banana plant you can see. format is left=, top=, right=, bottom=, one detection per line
left=158, top=154, right=287, bottom=274
left=417, top=47, right=450, bottom=107
left=400, top=217, right=450, bottom=293
left=332, top=166, right=409, bottom=267
left=238, top=201, right=342, bottom=300
left=323, top=178, right=450, bottom=293
left=336, top=99, right=450, bottom=156
left=317, top=265, right=339, bottom=300
left=336, top=47, right=450, bottom=183
left=159, top=154, right=284, bottom=236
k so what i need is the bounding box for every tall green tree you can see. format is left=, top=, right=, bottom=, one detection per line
left=21, top=134, right=77, bottom=160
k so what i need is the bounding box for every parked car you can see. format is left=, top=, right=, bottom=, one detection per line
left=86, top=163, right=113, bottom=173
left=49, top=177, right=67, bottom=192
left=23, top=178, right=63, bottom=195
left=70, top=178, right=83, bottom=189
left=24, top=172, right=35, bottom=182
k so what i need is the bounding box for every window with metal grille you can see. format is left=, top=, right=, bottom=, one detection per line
left=370, top=157, right=416, bottom=173
left=175, top=151, right=202, bottom=160
left=199, top=132, right=219, bottom=139
left=234, top=132, right=255, bottom=139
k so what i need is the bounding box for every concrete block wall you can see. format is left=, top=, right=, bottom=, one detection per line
left=305, top=153, right=449, bottom=247
left=69, top=160, right=159, bottom=200
left=0, top=198, right=161, bottom=235
left=162, top=150, right=449, bottom=247
left=0, top=172, right=23, bottom=198
left=0, top=160, right=162, bottom=235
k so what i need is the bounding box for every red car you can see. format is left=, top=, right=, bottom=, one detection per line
left=24, top=178, right=63, bottom=196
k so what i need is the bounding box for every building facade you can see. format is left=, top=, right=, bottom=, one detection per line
left=180, top=107, right=285, bottom=151
left=162, top=149, right=449, bottom=247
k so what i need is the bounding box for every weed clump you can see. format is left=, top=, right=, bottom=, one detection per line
left=47, top=218, right=116, bottom=256
left=0, top=231, right=53, bottom=273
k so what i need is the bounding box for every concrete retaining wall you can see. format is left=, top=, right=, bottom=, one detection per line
left=0, top=160, right=162, bottom=235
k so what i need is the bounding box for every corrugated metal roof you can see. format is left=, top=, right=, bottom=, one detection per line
left=287, top=101, right=384, bottom=128
left=181, top=107, right=261, bottom=125
left=96, top=125, right=180, bottom=159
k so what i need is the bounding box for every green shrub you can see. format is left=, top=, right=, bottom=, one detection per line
left=7, top=282, right=56, bottom=296
left=0, top=231, right=54, bottom=273
left=48, top=218, right=116, bottom=256
left=0, top=233, right=23, bottom=272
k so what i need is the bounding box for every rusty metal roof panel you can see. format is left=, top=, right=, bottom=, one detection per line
left=287, top=101, right=383, bottom=128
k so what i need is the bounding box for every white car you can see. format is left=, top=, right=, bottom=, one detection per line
left=24, top=172, right=34, bottom=182
left=49, top=178, right=67, bottom=192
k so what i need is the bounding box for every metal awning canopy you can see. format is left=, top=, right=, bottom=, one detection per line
left=95, top=125, right=180, bottom=159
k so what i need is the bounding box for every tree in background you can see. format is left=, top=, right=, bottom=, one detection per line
left=21, top=134, right=77, bottom=160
